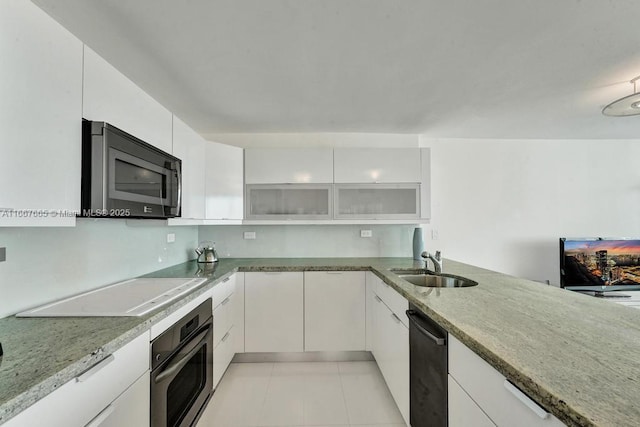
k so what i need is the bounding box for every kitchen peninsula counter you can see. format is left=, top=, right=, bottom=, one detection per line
left=1, top=258, right=639, bottom=426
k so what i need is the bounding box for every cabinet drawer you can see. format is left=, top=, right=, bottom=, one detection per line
left=213, top=326, right=235, bottom=388
left=448, top=375, right=495, bottom=427
left=449, top=335, right=564, bottom=427
left=213, top=292, right=234, bottom=347
left=5, top=331, right=149, bottom=427
left=212, top=274, right=236, bottom=309
left=373, top=276, right=409, bottom=327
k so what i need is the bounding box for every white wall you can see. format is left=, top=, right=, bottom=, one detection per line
left=0, top=220, right=197, bottom=317
left=421, top=137, right=640, bottom=284
left=199, top=224, right=418, bottom=258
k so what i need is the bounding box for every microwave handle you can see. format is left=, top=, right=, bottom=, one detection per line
left=175, top=162, right=182, bottom=216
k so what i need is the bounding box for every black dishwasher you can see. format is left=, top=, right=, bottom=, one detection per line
left=406, top=304, right=448, bottom=427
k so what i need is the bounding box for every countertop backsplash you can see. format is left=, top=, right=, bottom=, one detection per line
left=0, top=219, right=197, bottom=318
left=198, top=224, right=418, bottom=258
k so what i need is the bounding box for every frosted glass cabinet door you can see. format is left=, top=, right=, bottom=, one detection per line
left=0, top=0, right=82, bottom=221
left=335, top=184, right=420, bottom=219
left=245, top=184, right=332, bottom=219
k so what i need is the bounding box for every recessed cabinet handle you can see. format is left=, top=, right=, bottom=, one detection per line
left=391, top=313, right=402, bottom=324
left=222, top=331, right=231, bottom=342
left=222, top=297, right=231, bottom=305
left=222, top=277, right=230, bottom=283
left=374, top=295, right=382, bottom=303
left=503, top=380, right=549, bottom=419
left=84, top=404, right=115, bottom=427
left=76, top=354, right=115, bottom=382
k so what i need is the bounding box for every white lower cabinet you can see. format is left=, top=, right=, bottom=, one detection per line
left=212, top=274, right=239, bottom=388
left=4, top=331, right=150, bottom=427
left=244, top=272, right=304, bottom=353
left=304, top=271, right=366, bottom=352
left=448, top=335, right=565, bottom=427
left=87, top=371, right=150, bottom=427
left=448, top=375, right=495, bottom=427
left=372, top=282, right=409, bottom=426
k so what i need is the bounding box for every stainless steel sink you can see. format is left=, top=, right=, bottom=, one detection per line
left=398, top=273, right=478, bottom=288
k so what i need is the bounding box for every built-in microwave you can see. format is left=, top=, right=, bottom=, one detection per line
left=81, top=120, right=181, bottom=218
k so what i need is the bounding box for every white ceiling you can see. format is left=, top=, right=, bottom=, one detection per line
left=33, top=0, right=640, bottom=140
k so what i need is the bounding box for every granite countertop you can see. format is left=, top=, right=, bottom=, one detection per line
left=1, top=257, right=639, bottom=426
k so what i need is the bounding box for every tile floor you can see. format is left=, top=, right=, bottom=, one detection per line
left=196, top=361, right=406, bottom=427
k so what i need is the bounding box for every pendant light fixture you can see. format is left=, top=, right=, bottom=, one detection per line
left=602, top=75, right=640, bottom=116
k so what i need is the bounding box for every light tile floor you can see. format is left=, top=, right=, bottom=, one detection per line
left=196, top=361, right=406, bottom=427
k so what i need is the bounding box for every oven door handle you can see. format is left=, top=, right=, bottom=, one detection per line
left=154, top=324, right=212, bottom=384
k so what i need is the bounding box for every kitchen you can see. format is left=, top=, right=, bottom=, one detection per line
left=1, top=0, right=640, bottom=426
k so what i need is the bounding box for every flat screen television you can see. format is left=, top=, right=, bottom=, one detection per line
left=560, top=238, right=640, bottom=294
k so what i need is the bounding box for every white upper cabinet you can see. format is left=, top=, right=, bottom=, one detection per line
left=205, top=142, right=244, bottom=220
left=245, top=148, right=333, bottom=184
left=0, top=0, right=82, bottom=226
left=172, top=116, right=206, bottom=219
left=334, top=148, right=422, bottom=183
left=82, top=46, right=173, bottom=154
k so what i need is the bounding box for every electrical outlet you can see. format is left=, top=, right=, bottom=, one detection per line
left=360, top=230, right=373, bottom=238
left=0, top=247, right=5, bottom=262
left=244, top=231, right=256, bottom=240
left=431, top=229, right=439, bottom=240
left=166, top=233, right=176, bottom=243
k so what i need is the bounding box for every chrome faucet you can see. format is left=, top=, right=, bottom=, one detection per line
left=421, top=250, right=442, bottom=273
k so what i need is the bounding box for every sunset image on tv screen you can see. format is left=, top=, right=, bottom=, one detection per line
left=563, top=240, right=640, bottom=286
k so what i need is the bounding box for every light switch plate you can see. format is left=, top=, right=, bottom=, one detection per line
left=0, top=247, right=5, bottom=262
left=360, top=230, right=373, bottom=238
left=244, top=231, right=256, bottom=240
left=166, top=233, right=176, bottom=243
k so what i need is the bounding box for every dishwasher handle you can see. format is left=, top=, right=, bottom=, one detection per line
left=406, top=310, right=446, bottom=346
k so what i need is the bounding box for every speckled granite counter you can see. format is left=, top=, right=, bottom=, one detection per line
left=1, top=258, right=639, bottom=426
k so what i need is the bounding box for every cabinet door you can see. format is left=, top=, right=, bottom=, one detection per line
left=245, top=272, right=304, bottom=352
left=365, top=273, right=376, bottom=351
left=87, top=371, right=150, bottom=427
left=449, top=335, right=564, bottom=427
left=373, top=293, right=410, bottom=425
left=205, top=142, right=244, bottom=220
left=83, top=46, right=173, bottom=154
left=304, top=271, right=366, bottom=352
left=233, top=273, right=245, bottom=354
left=245, top=184, right=332, bottom=220
left=213, top=326, right=235, bottom=388
left=0, top=0, right=82, bottom=225
left=334, top=184, right=420, bottom=220
left=172, top=116, right=206, bottom=219
left=448, top=375, right=496, bottom=427
left=334, top=148, right=421, bottom=183
left=245, top=148, right=333, bottom=184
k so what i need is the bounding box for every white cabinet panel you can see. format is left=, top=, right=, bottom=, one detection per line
left=244, top=272, right=304, bottom=353
left=304, top=271, right=366, bottom=352
left=0, top=0, right=82, bottom=225
left=372, top=292, right=410, bottom=425
left=205, top=142, right=244, bottom=220
left=245, top=148, right=333, bottom=184
left=233, top=273, right=245, bottom=354
left=365, top=272, right=376, bottom=351
left=83, top=46, right=173, bottom=154
left=334, top=148, right=421, bottom=183
left=449, top=335, right=565, bottom=427
left=213, top=326, right=235, bottom=388
left=4, top=331, right=150, bottom=427
left=448, top=375, right=496, bottom=427
left=172, top=116, right=205, bottom=219
left=89, top=371, right=150, bottom=427
left=420, top=148, right=431, bottom=220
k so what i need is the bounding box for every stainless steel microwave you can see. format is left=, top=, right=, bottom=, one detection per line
left=81, top=120, right=181, bottom=218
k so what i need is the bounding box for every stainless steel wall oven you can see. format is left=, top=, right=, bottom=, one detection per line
left=151, top=299, right=213, bottom=427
